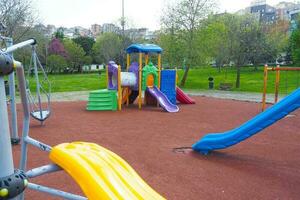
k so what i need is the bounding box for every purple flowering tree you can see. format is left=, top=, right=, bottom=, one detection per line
left=48, top=38, right=68, bottom=58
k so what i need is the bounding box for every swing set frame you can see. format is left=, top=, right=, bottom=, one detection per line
left=262, top=64, right=300, bottom=111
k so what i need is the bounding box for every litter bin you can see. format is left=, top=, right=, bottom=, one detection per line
left=208, top=77, right=214, bottom=89
left=4, top=80, right=9, bottom=95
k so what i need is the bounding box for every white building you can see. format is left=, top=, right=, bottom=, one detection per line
left=91, top=24, right=102, bottom=37
left=102, top=23, right=120, bottom=34
left=82, top=64, right=104, bottom=72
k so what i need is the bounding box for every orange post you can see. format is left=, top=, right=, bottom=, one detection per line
left=126, top=88, right=129, bottom=106
left=126, top=54, right=130, bottom=70
left=262, top=65, right=268, bottom=111
left=158, top=53, right=161, bottom=89
left=274, top=65, right=280, bottom=103
left=106, top=63, right=109, bottom=89
left=145, top=54, right=149, bottom=65
left=138, top=52, right=143, bottom=109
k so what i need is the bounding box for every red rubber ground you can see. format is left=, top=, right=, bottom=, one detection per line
left=11, top=96, right=300, bottom=199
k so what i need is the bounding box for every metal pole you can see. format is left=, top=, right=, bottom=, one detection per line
left=121, top=0, right=125, bottom=69
left=274, top=65, right=280, bottom=103
left=6, top=38, right=20, bottom=144
left=28, top=183, right=87, bottom=200
left=122, top=0, right=125, bottom=35
left=0, top=76, right=15, bottom=178
left=262, top=64, right=268, bottom=111
left=32, top=46, right=44, bottom=125
left=15, top=62, right=31, bottom=172
left=5, top=39, right=36, bottom=54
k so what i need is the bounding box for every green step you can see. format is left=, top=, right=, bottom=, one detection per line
left=89, top=93, right=115, bottom=98
left=87, top=106, right=115, bottom=111
left=88, top=99, right=113, bottom=103
left=87, top=89, right=118, bottom=111
left=87, top=102, right=114, bottom=107
left=88, top=97, right=112, bottom=101
left=89, top=89, right=115, bottom=94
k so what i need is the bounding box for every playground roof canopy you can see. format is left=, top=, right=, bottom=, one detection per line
left=126, top=44, right=163, bottom=54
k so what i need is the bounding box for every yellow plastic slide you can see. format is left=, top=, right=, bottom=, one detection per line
left=49, top=142, right=166, bottom=200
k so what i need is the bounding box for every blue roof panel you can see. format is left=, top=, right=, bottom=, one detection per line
left=126, top=44, right=163, bottom=54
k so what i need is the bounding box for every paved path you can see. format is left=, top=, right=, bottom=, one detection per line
left=47, top=89, right=285, bottom=103
left=185, top=89, right=285, bottom=103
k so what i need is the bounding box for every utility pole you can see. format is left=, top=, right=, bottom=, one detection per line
left=121, top=0, right=126, bottom=69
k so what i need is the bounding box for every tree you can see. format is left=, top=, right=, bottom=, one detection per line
left=157, top=31, right=185, bottom=67
left=92, top=33, right=122, bottom=64
left=199, top=15, right=231, bottom=71
left=54, top=27, right=65, bottom=41
left=264, top=20, right=289, bottom=65
left=162, top=0, right=216, bottom=86
left=63, top=39, right=89, bottom=73
left=228, top=14, right=257, bottom=88
left=202, top=13, right=278, bottom=88
left=48, top=38, right=68, bottom=58
left=47, top=55, right=68, bottom=73
left=0, top=0, right=37, bottom=41
left=73, top=36, right=95, bottom=56
left=13, top=25, right=50, bottom=67
left=207, top=14, right=270, bottom=88
left=290, top=17, right=300, bottom=65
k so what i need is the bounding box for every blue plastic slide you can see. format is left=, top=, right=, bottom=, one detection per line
left=193, top=87, right=300, bottom=154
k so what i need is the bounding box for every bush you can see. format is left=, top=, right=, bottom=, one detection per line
left=47, top=55, right=68, bottom=73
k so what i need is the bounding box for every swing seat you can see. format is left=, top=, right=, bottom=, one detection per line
left=30, top=110, right=50, bottom=121
left=49, top=142, right=165, bottom=200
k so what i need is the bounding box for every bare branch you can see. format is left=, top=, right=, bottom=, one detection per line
left=0, top=0, right=37, bottom=39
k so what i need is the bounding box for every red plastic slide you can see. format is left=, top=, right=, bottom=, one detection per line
left=176, top=87, right=195, bottom=104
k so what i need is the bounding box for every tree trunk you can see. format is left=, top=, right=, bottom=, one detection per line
left=180, top=66, right=190, bottom=87
left=236, top=65, right=241, bottom=88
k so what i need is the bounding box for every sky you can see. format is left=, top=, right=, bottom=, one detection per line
left=34, top=0, right=297, bottom=30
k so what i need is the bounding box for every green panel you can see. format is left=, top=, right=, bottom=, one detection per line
left=142, top=62, right=158, bottom=91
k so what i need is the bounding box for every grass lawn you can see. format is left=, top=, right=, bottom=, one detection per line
left=26, top=66, right=300, bottom=94
left=178, top=66, right=300, bottom=94
left=27, top=71, right=106, bottom=93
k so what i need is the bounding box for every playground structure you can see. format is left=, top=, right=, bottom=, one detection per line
left=87, top=44, right=195, bottom=112
left=262, top=64, right=300, bottom=111
left=0, top=43, right=165, bottom=199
